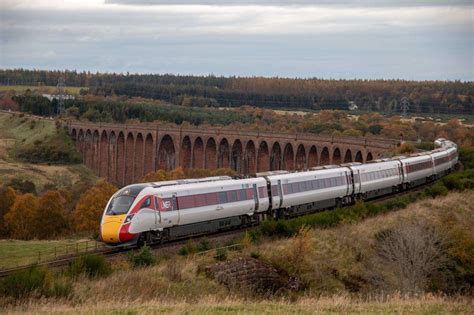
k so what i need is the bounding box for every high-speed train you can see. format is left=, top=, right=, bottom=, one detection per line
left=100, top=139, right=458, bottom=247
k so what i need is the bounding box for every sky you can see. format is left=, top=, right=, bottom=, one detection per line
left=0, top=0, right=473, bottom=80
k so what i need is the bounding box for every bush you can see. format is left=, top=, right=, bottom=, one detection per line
left=197, top=238, right=211, bottom=252
left=0, top=265, right=51, bottom=298
left=424, top=181, right=449, bottom=198
left=68, top=254, right=112, bottom=279
left=127, top=245, right=156, bottom=268
left=215, top=247, right=227, bottom=261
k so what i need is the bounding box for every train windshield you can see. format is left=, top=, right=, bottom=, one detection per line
left=106, top=184, right=149, bottom=215
left=106, top=196, right=135, bottom=215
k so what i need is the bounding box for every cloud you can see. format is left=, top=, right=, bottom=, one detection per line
left=0, top=0, right=472, bottom=80
left=105, top=0, right=473, bottom=7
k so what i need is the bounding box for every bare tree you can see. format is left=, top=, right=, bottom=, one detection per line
left=368, top=220, right=448, bottom=295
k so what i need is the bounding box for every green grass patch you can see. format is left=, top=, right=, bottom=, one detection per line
left=0, top=239, right=100, bottom=269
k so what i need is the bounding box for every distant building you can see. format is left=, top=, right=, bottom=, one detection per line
left=42, top=94, right=75, bottom=101
left=348, top=101, right=358, bottom=111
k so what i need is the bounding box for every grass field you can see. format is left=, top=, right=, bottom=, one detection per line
left=0, top=239, right=100, bottom=270
left=0, top=111, right=97, bottom=192
left=0, top=85, right=85, bottom=95
left=2, top=295, right=471, bottom=314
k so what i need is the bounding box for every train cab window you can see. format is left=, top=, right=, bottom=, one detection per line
left=140, top=197, right=151, bottom=209
left=218, top=191, right=227, bottom=203
left=106, top=195, right=135, bottom=215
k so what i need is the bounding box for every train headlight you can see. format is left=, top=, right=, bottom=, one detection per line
left=124, top=214, right=134, bottom=224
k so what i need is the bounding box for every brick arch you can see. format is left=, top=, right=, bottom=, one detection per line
left=270, top=142, right=282, bottom=171
left=244, top=140, right=257, bottom=174
left=144, top=133, right=154, bottom=176
left=134, top=133, right=144, bottom=181
left=320, top=147, right=330, bottom=165
left=366, top=152, right=373, bottom=162
left=193, top=137, right=204, bottom=169
left=116, top=132, right=125, bottom=185
left=355, top=150, right=363, bottom=163
left=92, top=130, right=100, bottom=173
left=99, top=130, right=108, bottom=178
left=71, top=128, right=77, bottom=142
left=257, top=141, right=270, bottom=172
left=158, top=134, right=176, bottom=171
left=283, top=143, right=295, bottom=170
left=295, top=144, right=306, bottom=170
left=333, top=147, right=342, bottom=164
left=308, top=146, right=318, bottom=168
left=344, top=149, right=353, bottom=163
left=205, top=137, right=217, bottom=169
left=180, top=136, right=192, bottom=169
left=108, top=132, right=117, bottom=183
left=77, top=129, right=84, bottom=154
left=84, top=130, right=93, bottom=169
left=231, top=139, right=243, bottom=173
left=125, top=133, right=134, bottom=184
left=218, top=138, right=230, bottom=168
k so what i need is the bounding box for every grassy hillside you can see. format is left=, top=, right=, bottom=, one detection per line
left=1, top=191, right=472, bottom=313
left=0, top=112, right=96, bottom=192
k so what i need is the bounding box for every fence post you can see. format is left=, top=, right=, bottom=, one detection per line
left=54, top=246, right=57, bottom=258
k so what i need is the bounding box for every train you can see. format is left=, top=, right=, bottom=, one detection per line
left=100, top=138, right=458, bottom=247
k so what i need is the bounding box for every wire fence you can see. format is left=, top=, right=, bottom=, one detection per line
left=0, top=239, right=107, bottom=271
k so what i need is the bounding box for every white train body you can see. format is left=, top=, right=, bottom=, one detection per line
left=350, top=160, right=403, bottom=198
left=100, top=139, right=458, bottom=246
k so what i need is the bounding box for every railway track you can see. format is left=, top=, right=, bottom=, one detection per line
left=0, top=179, right=440, bottom=278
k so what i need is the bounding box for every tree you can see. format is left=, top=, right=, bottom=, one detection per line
left=0, top=186, right=16, bottom=237
left=368, top=221, right=448, bottom=295
left=34, top=191, right=69, bottom=239
left=4, top=193, right=39, bottom=240
left=73, top=180, right=117, bottom=233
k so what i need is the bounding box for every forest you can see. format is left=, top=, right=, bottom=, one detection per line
left=0, top=69, right=472, bottom=115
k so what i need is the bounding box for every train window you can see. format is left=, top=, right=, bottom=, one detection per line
left=323, top=178, right=330, bottom=188
left=195, top=194, right=206, bottom=207
left=140, top=197, right=151, bottom=209
left=239, top=189, right=246, bottom=200
left=246, top=189, right=254, bottom=199
left=283, top=184, right=289, bottom=194
left=299, top=182, right=305, bottom=192
left=311, top=180, right=318, bottom=190
left=258, top=187, right=267, bottom=197
left=228, top=190, right=238, bottom=202
left=178, top=196, right=194, bottom=209
left=206, top=193, right=218, bottom=205
left=271, top=185, right=279, bottom=196
left=218, top=191, right=227, bottom=203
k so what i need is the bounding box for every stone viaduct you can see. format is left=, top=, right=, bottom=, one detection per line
left=68, top=121, right=398, bottom=187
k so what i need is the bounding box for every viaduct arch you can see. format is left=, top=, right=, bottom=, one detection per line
left=68, top=121, right=397, bottom=186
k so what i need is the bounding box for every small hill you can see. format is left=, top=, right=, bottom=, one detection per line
left=0, top=111, right=96, bottom=192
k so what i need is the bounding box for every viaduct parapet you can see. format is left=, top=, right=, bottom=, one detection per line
left=68, top=121, right=398, bottom=186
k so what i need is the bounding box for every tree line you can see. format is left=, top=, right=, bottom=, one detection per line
left=1, top=69, right=472, bottom=114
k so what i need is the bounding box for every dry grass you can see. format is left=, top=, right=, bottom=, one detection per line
left=2, top=294, right=472, bottom=314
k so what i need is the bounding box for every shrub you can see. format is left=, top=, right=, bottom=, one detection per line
left=68, top=254, right=112, bottom=279
left=178, top=245, right=190, bottom=256
left=197, top=238, right=211, bottom=252
left=215, top=247, right=227, bottom=261
left=424, top=181, right=449, bottom=198
left=0, top=265, right=51, bottom=298
left=127, top=245, right=156, bottom=268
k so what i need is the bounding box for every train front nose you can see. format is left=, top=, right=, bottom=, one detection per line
left=101, top=215, right=126, bottom=243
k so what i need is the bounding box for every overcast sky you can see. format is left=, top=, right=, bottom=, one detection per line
left=0, top=0, right=472, bottom=80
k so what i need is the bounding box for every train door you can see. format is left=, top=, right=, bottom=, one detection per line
left=157, top=193, right=180, bottom=227
left=252, top=184, right=259, bottom=212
